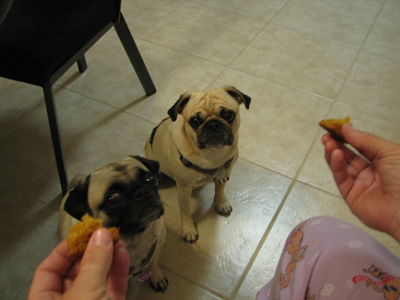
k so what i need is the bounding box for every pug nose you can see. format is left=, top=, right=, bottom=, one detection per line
left=206, top=120, right=221, bottom=132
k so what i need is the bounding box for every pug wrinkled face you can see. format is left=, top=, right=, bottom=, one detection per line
left=87, top=156, right=164, bottom=236
left=167, top=86, right=251, bottom=150
left=181, top=91, right=242, bottom=149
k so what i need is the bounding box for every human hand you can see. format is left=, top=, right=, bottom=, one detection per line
left=322, top=123, right=400, bottom=243
left=28, top=228, right=129, bottom=300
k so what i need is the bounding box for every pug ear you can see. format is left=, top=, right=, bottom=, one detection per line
left=225, top=86, right=251, bottom=109
left=133, top=156, right=160, bottom=174
left=167, top=92, right=191, bottom=121
left=63, top=175, right=93, bottom=220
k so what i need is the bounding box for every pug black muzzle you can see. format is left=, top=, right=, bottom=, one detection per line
left=101, top=182, right=164, bottom=236
left=197, top=120, right=234, bottom=149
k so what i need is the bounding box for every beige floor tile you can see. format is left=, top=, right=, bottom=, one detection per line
left=0, top=78, right=65, bottom=141
left=57, top=29, right=123, bottom=89
left=235, top=182, right=400, bottom=300
left=122, top=0, right=187, bottom=37
left=0, top=182, right=59, bottom=299
left=0, top=102, right=67, bottom=203
left=231, top=24, right=358, bottom=99
left=271, top=0, right=378, bottom=47
left=127, top=269, right=223, bottom=300
left=141, top=2, right=266, bottom=65
left=210, top=68, right=332, bottom=177
left=67, top=46, right=150, bottom=110
left=337, top=51, right=400, bottom=125
left=158, top=159, right=291, bottom=298
left=333, top=0, right=384, bottom=11
left=298, top=104, right=400, bottom=195
left=382, top=0, right=400, bottom=16
left=363, top=12, right=400, bottom=61
left=69, top=40, right=225, bottom=123
left=0, top=89, right=156, bottom=206
left=191, top=0, right=289, bottom=22
left=56, top=91, right=156, bottom=168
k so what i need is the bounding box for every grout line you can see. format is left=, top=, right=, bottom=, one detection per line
left=159, top=263, right=229, bottom=300
left=136, top=36, right=228, bottom=67
left=231, top=3, right=392, bottom=296
left=229, top=177, right=296, bottom=299
left=329, top=0, right=387, bottom=106
left=226, top=65, right=335, bottom=102
left=136, top=1, right=188, bottom=39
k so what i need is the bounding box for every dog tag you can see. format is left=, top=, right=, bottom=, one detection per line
left=215, top=168, right=227, bottom=180
left=139, top=271, right=151, bottom=282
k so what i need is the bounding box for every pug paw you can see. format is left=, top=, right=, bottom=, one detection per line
left=214, top=202, right=232, bottom=216
left=151, top=276, right=169, bottom=293
left=182, top=223, right=199, bottom=243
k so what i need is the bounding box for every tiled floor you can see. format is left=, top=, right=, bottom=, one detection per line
left=1, top=0, right=400, bottom=299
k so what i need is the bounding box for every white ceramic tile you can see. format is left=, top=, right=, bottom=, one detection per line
left=122, top=0, right=187, bottom=37
left=158, top=159, right=292, bottom=298
left=363, top=12, right=400, bottom=61
left=127, top=268, right=223, bottom=300
left=210, top=68, right=332, bottom=177
left=0, top=78, right=65, bottom=141
left=57, top=29, right=123, bottom=89
left=191, top=0, right=289, bottom=22
left=0, top=89, right=156, bottom=206
left=141, top=2, right=266, bottom=65
left=337, top=51, right=400, bottom=125
left=333, top=0, right=384, bottom=11
left=235, top=182, right=400, bottom=300
left=381, top=0, right=400, bottom=16
left=0, top=182, right=59, bottom=300
left=0, top=102, right=68, bottom=203
left=69, top=39, right=225, bottom=123
left=298, top=104, right=400, bottom=195
left=231, top=24, right=358, bottom=100
left=272, top=0, right=378, bottom=47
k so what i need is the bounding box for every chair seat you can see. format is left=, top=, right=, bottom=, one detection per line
left=0, top=0, right=117, bottom=86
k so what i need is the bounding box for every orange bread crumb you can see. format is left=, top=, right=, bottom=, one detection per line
left=67, top=213, right=120, bottom=256
left=319, top=116, right=352, bottom=143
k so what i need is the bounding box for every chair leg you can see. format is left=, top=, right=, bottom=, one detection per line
left=114, top=13, right=156, bottom=96
left=43, top=82, right=69, bottom=195
left=77, top=55, right=88, bottom=73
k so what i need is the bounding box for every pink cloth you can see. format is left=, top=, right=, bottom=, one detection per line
left=256, top=216, right=400, bottom=300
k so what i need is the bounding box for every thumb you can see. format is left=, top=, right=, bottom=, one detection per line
left=69, top=228, right=114, bottom=297
left=342, top=123, right=393, bottom=162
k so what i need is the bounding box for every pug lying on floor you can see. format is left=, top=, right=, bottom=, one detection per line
left=58, top=156, right=168, bottom=292
left=144, top=86, right=251, bottom=243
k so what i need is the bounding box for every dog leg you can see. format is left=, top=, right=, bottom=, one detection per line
left=214, top=181, right=232, bottom=216
left=177, top=184, right=199, bottom=243
left=149, top=253, right=168, bottom=293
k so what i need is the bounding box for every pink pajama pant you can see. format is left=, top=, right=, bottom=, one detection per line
left=256, top=216, right=400, bottom=300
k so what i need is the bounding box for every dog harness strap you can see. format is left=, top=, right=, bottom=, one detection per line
left=149, top=117, right=170, bottom=148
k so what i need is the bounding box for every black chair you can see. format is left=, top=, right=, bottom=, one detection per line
left=0, top=0, right=156, bottom=195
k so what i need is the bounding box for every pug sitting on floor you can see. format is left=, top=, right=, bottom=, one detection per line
left=58, top=156, right=168, bottom=292
left=144, top=86, right=251, bottom=243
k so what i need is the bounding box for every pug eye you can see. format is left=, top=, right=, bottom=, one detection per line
left=223, top=111, right=235, bottom=123
left=189, top=117, right=202, bottom=129
left=108, top=193, right=123, bottom=206
left=144, top=172, right=158, bottom=187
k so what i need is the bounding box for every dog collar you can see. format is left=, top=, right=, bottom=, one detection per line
left=129, top=239, right=158, bottom=281
left=179, top=154, right=234, bottom=183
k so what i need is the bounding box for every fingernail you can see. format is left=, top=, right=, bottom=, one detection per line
left=90, top=228, right=112, bottom=248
